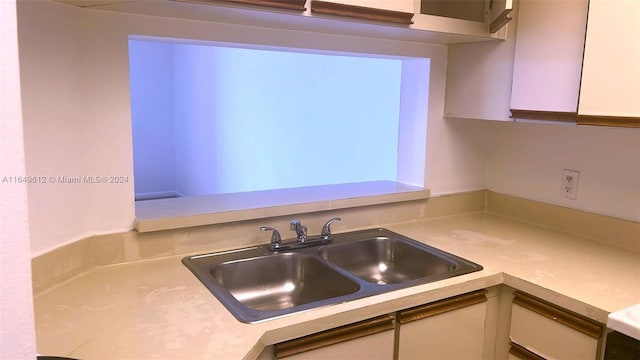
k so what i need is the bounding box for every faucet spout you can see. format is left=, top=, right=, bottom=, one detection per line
left=321, top=217, right=341, bottom=240
left=260, top=226, right=282, bottom=250
left=290, top=219, right=307, bottom=242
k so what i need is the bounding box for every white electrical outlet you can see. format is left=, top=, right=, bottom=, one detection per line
left=561, top=169, right=579, bottom=200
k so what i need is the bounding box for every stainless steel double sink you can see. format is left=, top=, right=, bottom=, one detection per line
left=182, top=228, right=482, bottom=323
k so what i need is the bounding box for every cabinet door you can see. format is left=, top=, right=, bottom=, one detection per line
left=320, top=0, right=413, bottom=13
left=217, top=0, right=306, bottom=11
left=508, top=342, right=545, bottom=360
left=397, top=290, right=488, bottom=359
left=274, top=315, right=395, bottom=360
left=510, top=0, right=588, bottom=117
left=578, top=0, right=640, bottom=122
left=510, top=291, right=604, bottom=360
left=420, top=0, right=512, bottom=33
left=310, top=0, right=414, bottom=25
left=443, top=0, right=519, bottom=121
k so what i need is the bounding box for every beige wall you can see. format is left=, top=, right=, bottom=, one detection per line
left=1, top=0, right=37, bottom=356
left=484, top=121, right=640, bottom=222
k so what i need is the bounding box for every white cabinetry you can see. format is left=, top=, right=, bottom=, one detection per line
left=444, top=0, right=520, bottom=121
left=578, top=0, right=640, bottom=121
left=447, top=0, right=639, bottom=127
left=279, top=330, right=394, bottom=359
left=418, top=0, right=513, bottom=34
left=509, top=291, right=604, bottom=360
left=274, top=290, right=493, bottom=359
left=274, top=315, right=395, bottom=359
left=510, top=0, right=588, bottom=117
left=318, top=0, right=413, bottom=13
left=272, top=289, right=606, bottom=360
left=397, top=290, right=488, bottom=359
left=509, top=0, right=639, bottom=126
left=310, top=0, right=415, bottom=25
left=54, top=0, right=515, bottom=44
left=309, top=0, right=512, bottom=35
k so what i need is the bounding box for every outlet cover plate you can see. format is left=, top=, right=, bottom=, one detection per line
left=561, top=169, right=579, bottom=200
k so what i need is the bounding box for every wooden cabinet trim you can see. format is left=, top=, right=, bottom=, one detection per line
left=577, top=115, right=640, bottom=128
left=510, top=110, right=640, bottom=128
left=398, top=289, right=487, bottom=324
left=512, top=291, right=603, bottom=339
left=207, top=0, right=306, bottom=11
left=510, top=109, right=578, bottom=123
left=274, top=314, right=395, bottom=358
left=311, top=1, right=414, bottom=25
left=509, top=341, right=546, bottom=360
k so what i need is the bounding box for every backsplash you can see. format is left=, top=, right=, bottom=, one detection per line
left=31, top=189, right=640, bottom=296
left=31, top=190, right=486, bottom=295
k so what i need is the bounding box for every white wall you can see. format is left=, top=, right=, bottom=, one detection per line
left=129, top=40, right=176, bottom=198
left=18, top=1, right=135, bottom=256
left=0, top=0, right=37, bottom=356
left=19, top=0, right=483, bottom=256
left=484, top=121, right=640, bottom=222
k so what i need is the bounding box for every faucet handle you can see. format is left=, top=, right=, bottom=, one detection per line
left=321, top=217, right=342, bottom=239
left=289, top=219, right=307, bottom=242
left=260, top=226, right=282, bottom=249
left=289, top=219, right=301, bottom=231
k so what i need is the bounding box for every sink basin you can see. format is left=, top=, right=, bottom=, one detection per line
left=318, top=236, right=459, bottom=285
left=182, top=228, right=482, bottom=323
left=183, top=248, right=361, bottom=322
left=210, top=252, right=360, bottom=311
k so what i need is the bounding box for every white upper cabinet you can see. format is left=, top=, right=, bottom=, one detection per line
left=509, top=0, right=639, bottom=126
left=579, top=0, right=640, bottom=119
left=55, top=0, right=512, bottom=44
left=416, top=0, right=513, bottom=36
left=309, top=0, right=513, bottom=39
left=447, top=0, right=639, bottom=127
left=510, top=0, right=588, bottom=114
left=443, top=0, right=519, bottom=121
left=323, top=0, right=414, bottom=13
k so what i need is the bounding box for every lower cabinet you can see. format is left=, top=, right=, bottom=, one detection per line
left=273, top=315, right=395, bottom=360
left=509, top=291, right=604, bottom=360
left=397, top=290, right=488, bottom=359
left=272, top=289, right=491, bottom=360
left=268, top=288, right=606, bottom=360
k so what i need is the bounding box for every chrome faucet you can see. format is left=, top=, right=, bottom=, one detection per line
left=260, top=226, right=282, bottom=250
left=290, top=219, right=307, bottom=242
left=260, top=216, right=342, bottom=251
left=321, top=217, right=341, bottom=240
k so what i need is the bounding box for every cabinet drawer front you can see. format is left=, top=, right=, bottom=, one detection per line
left=275, top=315, right=395, bottom=359
left=399, top=289, right=487, bottom=324
left=280, top=330, right=395, bottom=360
left=510, top=293, right=603, bottom=360
left=509, top=341, right=545, bottom=360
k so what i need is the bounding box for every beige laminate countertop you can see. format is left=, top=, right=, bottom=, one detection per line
left=34, top=213, right=640, bottom=359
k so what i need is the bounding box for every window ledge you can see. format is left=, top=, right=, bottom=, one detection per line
left=134, top=181, right=429, bottom=232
